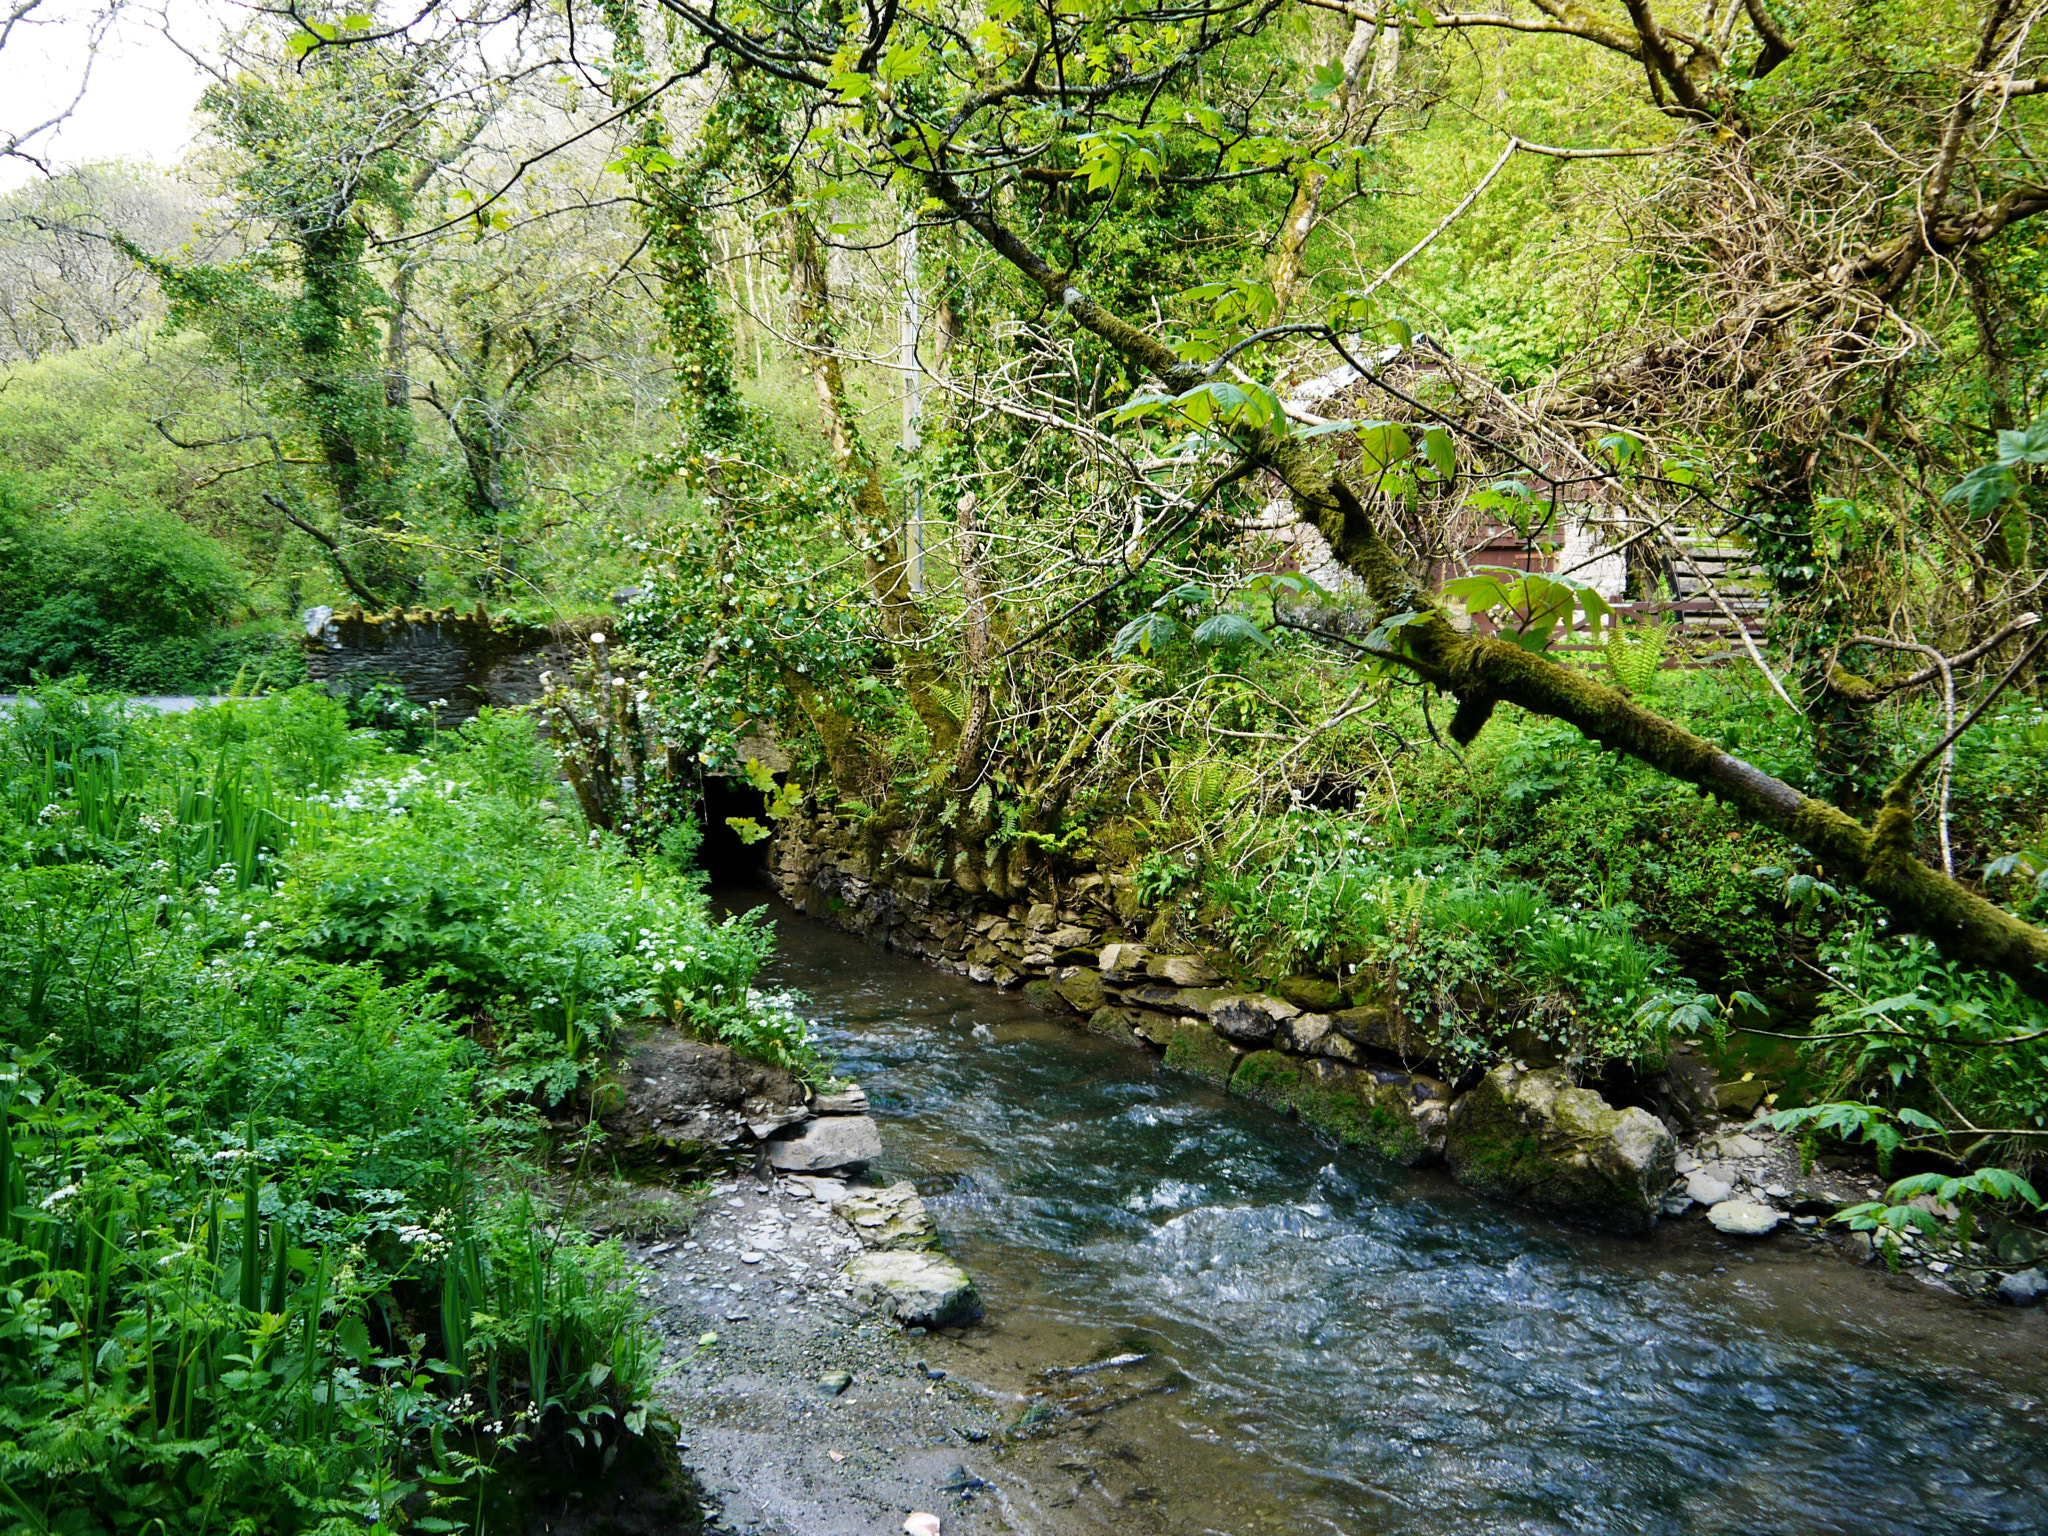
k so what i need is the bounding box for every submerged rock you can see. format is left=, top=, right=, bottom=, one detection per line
left=1021, top=979, right=1075, bottom=1015
left=1444, top=1065, right=1676, bottom=1233
left=768, top=1114, right=883, bottom=1172
left=1230, top=1051, right=1448, bottom=1166
left=845, top=1251, right=983, bottom=1328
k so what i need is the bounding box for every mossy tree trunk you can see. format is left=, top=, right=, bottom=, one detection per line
left=929, top=171, right=2048, bottom=999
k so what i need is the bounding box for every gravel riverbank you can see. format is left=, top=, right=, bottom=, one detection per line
left=628, top=1174, right=1182, bottom=1536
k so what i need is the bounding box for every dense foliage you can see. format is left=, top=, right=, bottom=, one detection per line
left=0, top=685, right=802, bottom=1530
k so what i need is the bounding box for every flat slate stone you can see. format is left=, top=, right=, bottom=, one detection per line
left=812, top=1084, right=869, bottom=1115
left=1707, top=1199, right=1782, bottom=1236
left=1685, top=1171, right=1735, bottom=1207
left=830, top=1180, right=937, bottom=1251
left=767, top=1114, right=883, bottom=1171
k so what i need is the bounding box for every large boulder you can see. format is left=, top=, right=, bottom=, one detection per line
left=1230, top=1052, right=1449, bottom=1166
left=1445, top=1064, right=1676, bottom=1233
left=844, top=1251, right=983, bottom=1327
left=767, top=1114, right=884, bottom=1172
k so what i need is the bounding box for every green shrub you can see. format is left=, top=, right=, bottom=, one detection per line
left=0, top=489, right=247, bottom=689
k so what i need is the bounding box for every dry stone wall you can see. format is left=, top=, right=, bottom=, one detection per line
left=768, top=803, right=1691, bottom=1233
left=302, top=606, right=582, bottom=722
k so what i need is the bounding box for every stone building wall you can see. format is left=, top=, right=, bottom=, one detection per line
left=302, top=606, right=583, bottom=722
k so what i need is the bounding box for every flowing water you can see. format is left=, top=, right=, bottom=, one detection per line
left=743, top=896, right=2048, bottom=1536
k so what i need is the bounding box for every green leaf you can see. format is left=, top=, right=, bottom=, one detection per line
left=1191, top=614, right=1275, bottom=652
left=1597, top=431, right=1642, bottom=467
left=878, top=37, right=931, bottom=82
left=828, top=71, right=873, bottom=100
left=1943, top=463, right=2017, bottom=514
left=337, top=1315, right=372, bottom=1366
left=1111, top=612, right=1183, bottom=657
left=1357, top=422, right=1413, bottom=476
left=1443, top=574, right=1510, bottom=613
left=1422, top=426, right=1456, bottom=480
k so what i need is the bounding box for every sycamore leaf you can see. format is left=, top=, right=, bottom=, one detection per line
left=1111, top=611, right=1183, bottom=657
left=1191, top=613, right=1275, bottom=652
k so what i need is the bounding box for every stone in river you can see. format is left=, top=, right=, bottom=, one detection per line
left=767, top=1114, right=883, bottom=1172
left=1707, top=1200, right=1782, bottom=1236
left=1162, top=1019, right=1243, bottom=1086
left=1997, top=1268, right=2047, bottom=1306
left=1055, top=967, right=1107, bottom=1014
left=844, top=1251, right=983, bottom=1328
left=1685, top=1171, right=1735, bottom=1207
left=1444, top=1064, right=1676, bottom=1233
left=1229, top=1052, right=1447, bottom=1167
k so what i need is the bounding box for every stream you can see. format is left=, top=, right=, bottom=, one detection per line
left=739, top=894, right=2048, bottom=1535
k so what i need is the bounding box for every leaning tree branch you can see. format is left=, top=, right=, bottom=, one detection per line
left=928, top=168, right=2048, bottom=998
left=261, top=493, right=382, bottom=606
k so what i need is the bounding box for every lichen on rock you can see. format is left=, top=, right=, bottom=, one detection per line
left=844, top=1251, right=983, bottom=1328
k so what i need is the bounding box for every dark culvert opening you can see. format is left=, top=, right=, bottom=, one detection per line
left=697, top=773, right=773, bottom=887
